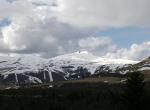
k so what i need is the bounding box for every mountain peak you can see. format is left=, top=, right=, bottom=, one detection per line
left=51, top=51, right=138, bottom=65
left=76, top=50, right=89, bottom=54
left=0, top=51, right=148, bottom=85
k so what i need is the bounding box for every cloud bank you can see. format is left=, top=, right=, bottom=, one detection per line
left=104, top=41, right=150, bottom=60
left=0, top=0, right=149, bottom=60
left=55, top=0, right=150, bottom=28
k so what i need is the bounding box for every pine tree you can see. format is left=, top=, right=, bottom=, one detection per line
left=123, top=71, right=145, bottom=110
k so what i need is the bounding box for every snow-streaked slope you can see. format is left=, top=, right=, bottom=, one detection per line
left=0, top=55, right=47, bottom=75
left=0, top=51, right=138, bottom=76
left=46, top=51, right=138, bottom=78
left=0, top=51, right=141, bottom=84
left=115, top=56, right=150, bottom=74
left=51, top=51, right=138, bottom=65
left=0, top=55, right=47, bottom=83
left=138, top=57, right=150, bottom=71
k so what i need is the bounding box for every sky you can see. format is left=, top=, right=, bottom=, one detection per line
left=0, top=0, right=149, bottom=60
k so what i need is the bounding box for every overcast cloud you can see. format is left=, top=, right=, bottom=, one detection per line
left=0, top=0, right=149, bottom=60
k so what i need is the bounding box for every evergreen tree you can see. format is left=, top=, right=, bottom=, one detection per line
left=123, top=71, right=145, bottom=110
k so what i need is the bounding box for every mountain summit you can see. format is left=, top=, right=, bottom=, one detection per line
left=0, top=51, right=148, bottom=85
left=51, top=51, right=138, bottom=65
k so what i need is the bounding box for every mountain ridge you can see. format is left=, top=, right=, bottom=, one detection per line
left=0, top=51, right=149, bottom=85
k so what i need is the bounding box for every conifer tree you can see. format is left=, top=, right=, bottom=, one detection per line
left=123, top=71, right=145, bottom=110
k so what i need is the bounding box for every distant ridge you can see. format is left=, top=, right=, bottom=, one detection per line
left=0, top=51, right=148, bottom=85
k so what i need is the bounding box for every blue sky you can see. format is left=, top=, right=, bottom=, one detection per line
left=0, top=18, right=10, bottom=27
left=96, top=27, right=150, bottom=48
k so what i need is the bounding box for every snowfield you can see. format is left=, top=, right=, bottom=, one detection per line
left=0, top=51, right=148, bottom=84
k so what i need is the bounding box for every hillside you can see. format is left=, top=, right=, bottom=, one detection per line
left=0, top=51, right=149, bottom=85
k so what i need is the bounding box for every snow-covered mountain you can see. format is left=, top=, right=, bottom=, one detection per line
left=0, top=55, right=47, bottom=84
left=116, top=56, right=150, bottom=74
left=0, top=51, right=148, bottom=85
left=45, top=51, right=138, bottom=81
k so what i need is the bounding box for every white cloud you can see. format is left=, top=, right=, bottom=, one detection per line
left=78, top=37, right=113, bottom=51
left=55, top=0, right=150, bottom=28
left=104, top=41, right=150, bottom=60
left=0, top=0, right=34, bottom=19
left=78, top=36, right=118, bottom=57
left=0, top=0, right=149, bottom=60
left=0, top=0, right=91, bottom=57
left=2, top=15, right=57, bottom=51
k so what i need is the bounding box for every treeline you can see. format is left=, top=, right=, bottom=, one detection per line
left=0, top=72, right=149, bottom=110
